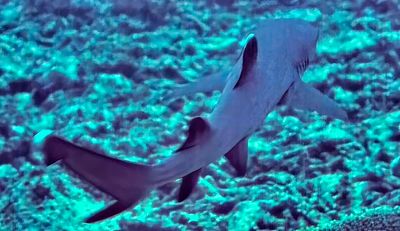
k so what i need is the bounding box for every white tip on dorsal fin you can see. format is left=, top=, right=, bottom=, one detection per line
left=281, top=80, right=348, bottom=121
left=234, top=34, right=258, bottom=89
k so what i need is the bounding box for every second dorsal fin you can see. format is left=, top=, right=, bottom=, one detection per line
left=176, top=117, right=210, bottom=152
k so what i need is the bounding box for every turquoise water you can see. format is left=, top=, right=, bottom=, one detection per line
left=0, top=0, right=400, bottom=230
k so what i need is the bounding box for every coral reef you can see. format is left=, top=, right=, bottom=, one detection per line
left=0, top=0, right=399, bottom=230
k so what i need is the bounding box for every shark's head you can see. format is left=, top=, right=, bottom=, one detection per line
left=284, top=19, right=320, bottom=67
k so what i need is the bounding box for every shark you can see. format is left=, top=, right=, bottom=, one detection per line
left=42, top=18, right=348, bottom=223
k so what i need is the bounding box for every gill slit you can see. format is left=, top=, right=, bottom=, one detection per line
left=296, top=57, right=309, bottom=76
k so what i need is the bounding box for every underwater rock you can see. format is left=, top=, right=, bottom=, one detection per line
left=126, top=111, right=150, bottom=121
left=40, top=20, right=58, bottom=39
left=8, top=79, right=32, bottom=95
left=25, top=0, right=93, bottom=19
left=0, top=140, right=31, bottom=167
left=31, top=184, right=53, bottom=205
left=387, top=80, right=400, bottom=106
left=367, top=181, right=393, bottom=195
left=259, top=219, right=279, bottom=230
left=34, top=71, right=76, bottom=90
left=94, top=62, right=137, bottom=79
left=269, top=200, right=291, bottom=218
left=327, top=156, right=349, bottom=172
left=213, top=0, right=235, bottom=7
left=0, top=2, right=22, bottom=28
left=212, top=201, right=235, bottom=215
left=279, top=0, right=303, bottom=6
left=111, top=0, right=147, bottom=16
left=32, top=89, right=49, bottom=106
left=32, top=71, right=81, bottom=106
left=111, top=0, right=175, bottom=29
left=167, top=98, right=185, bottom=112
left=119, top=221, right=179, bottom=231
left=391, top=157, right=400, bottom=178
left=335, top=74, right=364, bottom=92
left=328, top=214, right=400, bottom=231
left=0, top=123, right=10, bottom=139
left=32, top=19, right=61, bottom=48
left=353, top=171, right=384, bottom=183
left=228, top=201, right=263, bottom=231
left=372, top=0, right=398, bottom=14
left=163, top=66, right=182, bottom=81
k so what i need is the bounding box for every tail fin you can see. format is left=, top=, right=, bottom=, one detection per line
left=43, top=135, right=153, bottom=223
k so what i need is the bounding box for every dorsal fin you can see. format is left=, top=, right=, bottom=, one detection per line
left=176, top=117, right=210, bottom=152
left=234, top=34, right=258, bottom=89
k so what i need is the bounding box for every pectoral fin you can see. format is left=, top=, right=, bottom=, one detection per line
left=281, top=80, right=348, bottom=121
left=225, top=137, right=248, bottom=177
left=177, top=168, right=202, bottom=202
left=165, top=70, right=229, bottom=100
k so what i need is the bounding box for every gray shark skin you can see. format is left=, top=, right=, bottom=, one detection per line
left=166, top=23, right=347, bottom=121
left=42, top=18, right=348, bottom=223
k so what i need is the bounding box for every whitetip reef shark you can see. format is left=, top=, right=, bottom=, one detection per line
left=42, top=18, right=348, bottom=223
